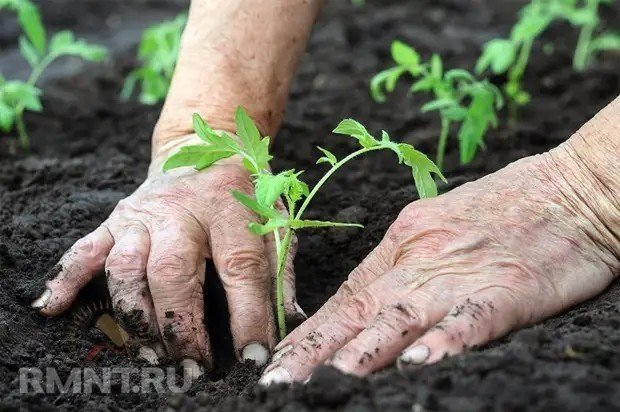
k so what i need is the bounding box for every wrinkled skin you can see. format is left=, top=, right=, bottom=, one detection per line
left=33, top=135, right=301, bottom=369
left=261, top=135, right=620, bottom=384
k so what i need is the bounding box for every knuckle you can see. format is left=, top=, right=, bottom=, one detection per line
left=341, top=290, right=380, bottom=327
left=221, top=249, right=270, bottom=280
left=377, top=302, right=424, bottom=332
left=150, top=254, right=192, bottom=278
left=106, top=247, right=147, bottom=273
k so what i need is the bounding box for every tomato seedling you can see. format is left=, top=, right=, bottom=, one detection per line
left=0, top=0, right=107, bottom=150
left=371, top=41, right=503, bottom=170
left=121, top=14, right=187, bottom=105
left=163, top=107, right=445, bottom=339
left=476, top=0, right=619, bottom=123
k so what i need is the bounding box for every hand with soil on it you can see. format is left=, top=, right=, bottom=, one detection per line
left=261, top=96, right=620, bottom=385
left=30, top=0, right=324, bottom=375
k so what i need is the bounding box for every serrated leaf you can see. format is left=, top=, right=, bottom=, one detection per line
left=234, top=106, right=272, bottom=173
left=232, top=191, right=282, bottom=221
left=410, top=76, right=435, bottom=93
left=255, top=172, right=290, bottom=208
left=163, top=145, right=236, bottom=171
left=49, top=31, right=107, bottom=61
left=19, top=36, right=40, bottom=67
left=445, top=69, right=475, bottom=83
left=248, top=219, right=288, bottom=236
left=476, top=39, right=516, bottom=75
left=398, top=143, right=445, bottom=198
left=316, top=146, right=337, bottom=166
left=286, top=172, right=309, bottom=203
left=333, top=118, right=378, bottom=148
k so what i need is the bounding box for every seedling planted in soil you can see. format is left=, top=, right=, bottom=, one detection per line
left=121, top=14, right=187, bottom=105
left=0, top=0, right=107, bottom=150
left=476, top=0, right=619, bottom=122
left=164, top=107, right=445, bottom=339
left=371, top=41, right=503, bottom=170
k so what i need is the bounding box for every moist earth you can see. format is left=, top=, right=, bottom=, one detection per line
left=1, top=0, right=619, bottom=411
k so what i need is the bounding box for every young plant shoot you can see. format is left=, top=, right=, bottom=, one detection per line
left=163, top=107, right=445, bottom=339
left=371, top=41, right=503, bottom=170
left=121, top=14, right=187, bottom=104
left=476, top=0, right=619, bottom=122
left=0, top=0, right=107, bottom=150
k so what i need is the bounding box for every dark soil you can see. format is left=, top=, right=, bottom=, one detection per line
left=1, top=0, right=619, bottom=411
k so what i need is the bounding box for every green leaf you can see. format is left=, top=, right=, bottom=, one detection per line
left=430, top=54, right=443, bottom=79
left=421, top=98, right=457, bottom=113
left=49, top=31, right=107, bottom=61
left=162, top=145, right=236, bottom=171
left=234, top=106, right=272, bottom=173
left=255, top=172, right=290, bottom=208
left=248, top=219, right=288, bottom=236
left=316, top=146, right=338, bottom=166
left=286, top=171, right=309, bottom=203
left=391, top=40, right=419, bottom=67
left=3, top=81, right=42, bottom=111
left=369, top=66, right=405, bottom=102
left=410, top=76, right=435, bottom=93
left=589, top=32, right=620, bottom=53
left=398, top=143, right=445, bottom=198
left=457, top=85, right=499, bottom=164
left=476, top=39, right=516, bottom=74
left=289, top=219, right=364, bottom=230
left=445, top=69, right=475, bottom=83
left=231, top=191, right=282, bottom=221
left=17, top=2, right=46, bottom=54
left=18, top=36, right=40, bottom=67
left=0, top=101, right=15, bottom=131
left=332, top=118, right=378, bottom=148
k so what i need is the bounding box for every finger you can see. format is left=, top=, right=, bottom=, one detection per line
left=34, top=226, right=115, bottom=315
left=147, top=222, right=211, bottom=368
left=264, top=229, right=306, bottom=330
left=262, top=264, right=412, bottom=384
left=209, top=202, right=275, bottom=366
left=397, top=288, right=523, bottom=368
left=329, top=297, right=452, bottom=376
left=273, top=243, right=391, bottom=353
left=105, top=223, right=160, bottom=350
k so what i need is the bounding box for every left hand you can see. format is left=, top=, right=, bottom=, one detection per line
left=259, top=147, right=619, bottom=384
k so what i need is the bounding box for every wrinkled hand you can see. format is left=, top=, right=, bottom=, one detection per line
left=261, top=151, right=619, bottom=384
left=32, top=134, right=303, bottom=373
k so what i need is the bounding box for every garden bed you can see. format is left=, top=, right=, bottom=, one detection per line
left=1, top=0, right=620, bottom=410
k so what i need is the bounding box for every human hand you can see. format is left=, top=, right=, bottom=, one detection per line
left=261, top=142, right=619, bottom=384
left=32, top=134, right=304, bottom=375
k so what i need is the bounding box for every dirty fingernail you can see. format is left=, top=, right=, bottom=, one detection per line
left=272, top=344, right=293, bottom=362
left=242, top=342, right=269, bottom=366
left=180, top=358, right=203, bottom=380
left=31, top=289, right=52, bottom=309
left=397, top=345, right=429, bottom=368
left=137, top=346, right=159, bottom=365
left=259, top=366, right=292, bottom=386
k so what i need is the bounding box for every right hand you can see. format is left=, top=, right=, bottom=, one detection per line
left=32, top=134, right=304, bottom=373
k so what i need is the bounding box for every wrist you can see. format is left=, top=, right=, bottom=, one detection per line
left=544, top=104, right=620, bottom=266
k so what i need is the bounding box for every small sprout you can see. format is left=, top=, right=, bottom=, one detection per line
left=372, top=41, right=503, bottom=169
left=164, top=107, right=445, bottom=339
left=476, top=0, right=620, bottom=123
left=121, top=14, right=187, bottom=105
left=0, top=0, right=107, bottom=150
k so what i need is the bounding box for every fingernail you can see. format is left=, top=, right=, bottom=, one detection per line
left=294, top=302, right=307, bottom=318
left=397, top=345, right=430, bottom=369
left=31, top=289, right=52, bottom=309
left=137, top=346, right=159, bottom=365
left=272, top=344, right=293, bottom=362
left=259, top=366, right=292, bottom=386
left=180, top=358, right=203, bottom=380
left=242, top=342, right=269, bottom=366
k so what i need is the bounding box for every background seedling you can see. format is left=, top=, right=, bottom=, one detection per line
left=164, top=107, right=445, bottom=339
left=476, top=0, right=619, bottom=123
left=121, top=14, right=187, bottom=105
left=0, top=0, right=107, bottom=150
left=371, top=41, right=503, bottom=170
